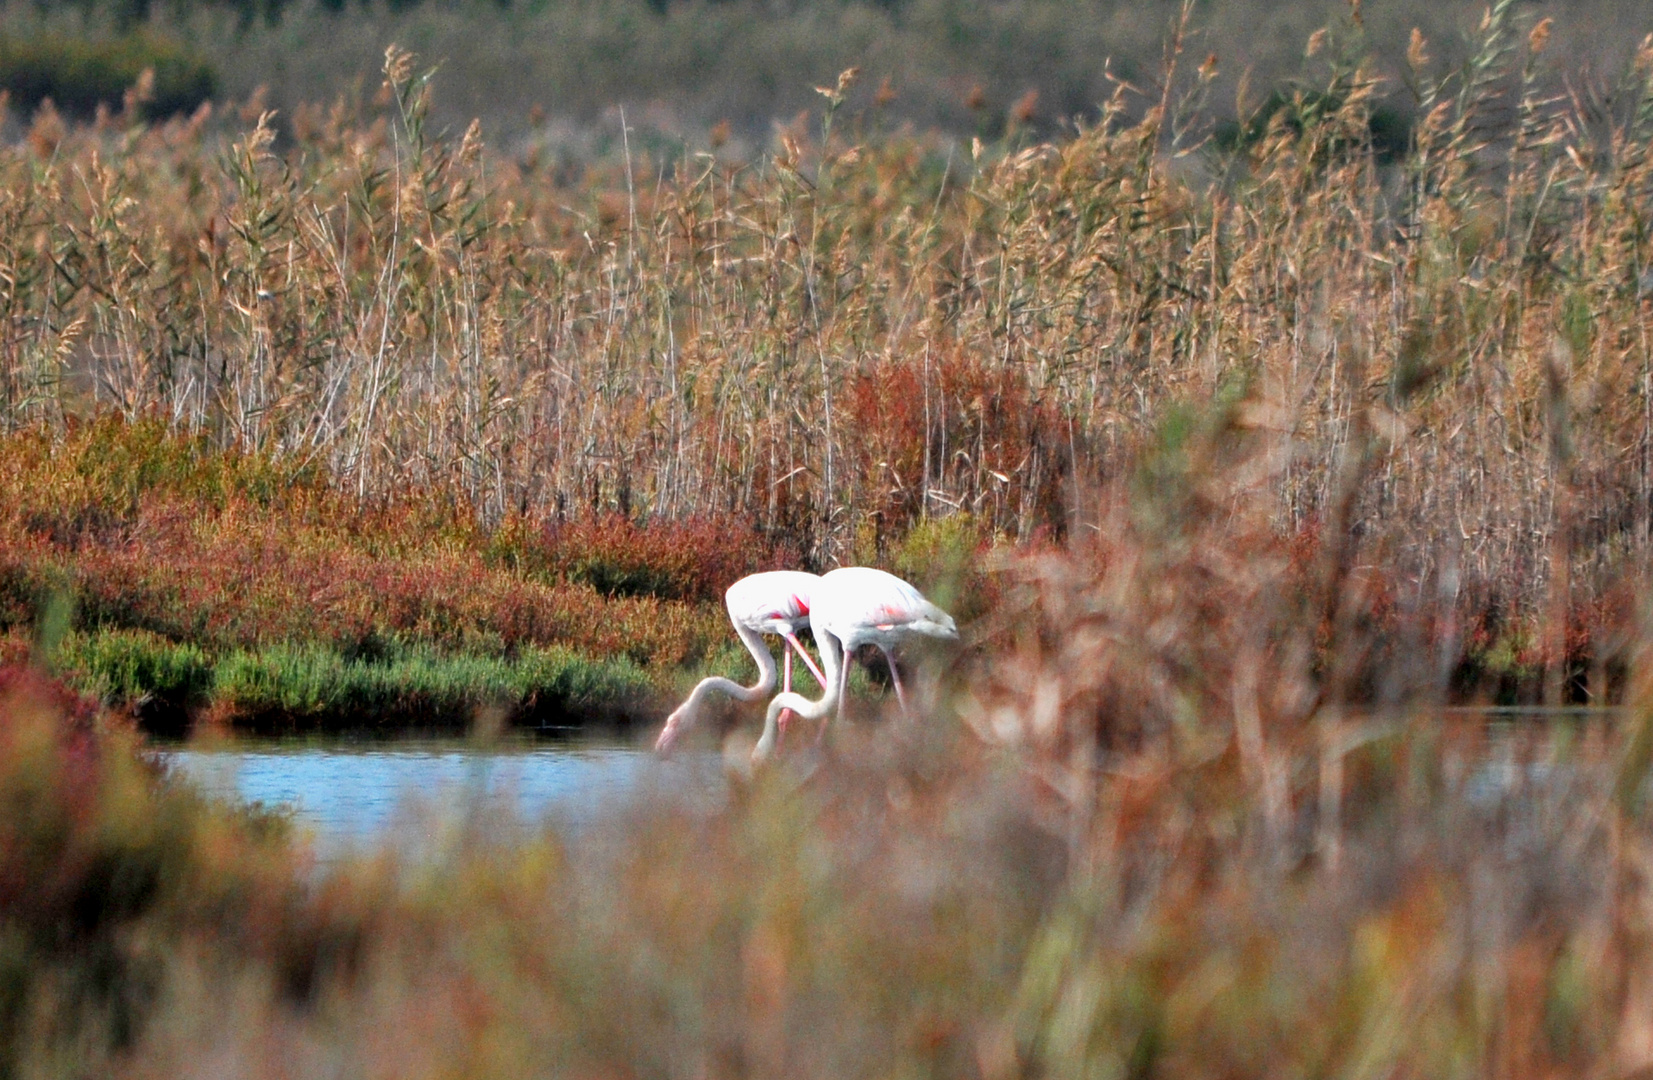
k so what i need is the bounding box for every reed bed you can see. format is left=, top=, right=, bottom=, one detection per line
left=2, top=4, right=1650, bottom=664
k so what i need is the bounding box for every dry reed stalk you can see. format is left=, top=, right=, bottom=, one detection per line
left=0, top=17, right=1641, bottom=642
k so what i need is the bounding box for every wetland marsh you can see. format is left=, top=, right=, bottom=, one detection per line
left=5, top=1, right=1653, bottom=1074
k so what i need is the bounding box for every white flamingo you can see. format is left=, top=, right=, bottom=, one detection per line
left=655, top=570, right=828, bottom=752
left=754, top=566, right=958, bottom=762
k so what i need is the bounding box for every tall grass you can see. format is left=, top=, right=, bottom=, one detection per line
left=206, top=640, right=651, bottom=730
left=1, top=12, right=1651, bottom=680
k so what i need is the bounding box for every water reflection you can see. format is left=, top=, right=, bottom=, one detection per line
left=160, top=737, right=725, bottom=858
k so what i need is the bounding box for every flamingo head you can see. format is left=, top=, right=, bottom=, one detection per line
left=654, top=701, right=696, bottom=753
left=911, top=607, right=959, bottom=642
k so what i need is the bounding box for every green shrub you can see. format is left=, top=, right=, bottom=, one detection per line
left=1212, top=86, right=1413, bottom=164
left=891, top=513, right=990, bottom=621
left=513, top=644, right=652, bottom=717
left=0, top=32, right=216, bottom=119
left=44, top=623, right=654, bottom=733
left=54, top=628, right=212, bottom=704
left=211, top=642, right=651, bottom=731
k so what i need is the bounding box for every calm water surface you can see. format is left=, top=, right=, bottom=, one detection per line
left=156, top=709, right=1624, bottom=857
left=160, top=738, right=726, bottom=857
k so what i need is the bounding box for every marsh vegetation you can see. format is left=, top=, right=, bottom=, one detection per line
left=1, top=0, right=1653, bottom=1073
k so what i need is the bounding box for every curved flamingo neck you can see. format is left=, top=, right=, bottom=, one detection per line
left=754, top=628, right=843, bottom=760
left=657, top=622, right=781, bottom=752
left=682, top=621, right=779, bottom=713
left=731, top=621, right=779, bottom=698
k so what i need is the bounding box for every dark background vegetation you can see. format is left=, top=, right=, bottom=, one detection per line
left=0, top=0, right=1649, bottom=148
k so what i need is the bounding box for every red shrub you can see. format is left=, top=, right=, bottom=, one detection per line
left=542, top=511, right=796, bottom=603
left=842, top=341, right=1071, bottom=544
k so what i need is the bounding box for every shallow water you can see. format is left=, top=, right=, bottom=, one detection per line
left=160, top=737, right=726, bottom=858
left=155, top=709, right=1627, bottom=860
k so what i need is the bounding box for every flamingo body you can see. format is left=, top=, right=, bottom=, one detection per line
left=820, top=567, right=958, bottom=655
left=756, top=567, right=957, bottom=761
left=724, top=570, right=818, bottom=638
left=655, top=570, right=826, bottom=752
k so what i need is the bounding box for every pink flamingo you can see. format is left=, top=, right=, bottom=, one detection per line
left=655, top=570, right=829, bottom=752
left=754, top=566, right=958, bottom=762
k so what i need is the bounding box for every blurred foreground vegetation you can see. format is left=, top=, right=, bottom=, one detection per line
left=4, top=504, right=1653, bottom=1075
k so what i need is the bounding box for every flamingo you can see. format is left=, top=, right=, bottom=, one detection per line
left=655, top=570, right=828, bottom=752
left=754, top=566, right=958, bottom=762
